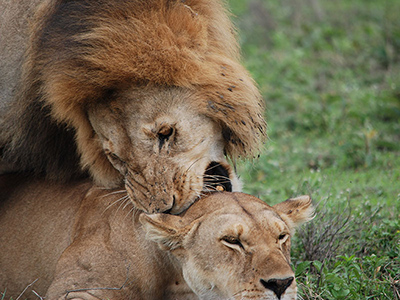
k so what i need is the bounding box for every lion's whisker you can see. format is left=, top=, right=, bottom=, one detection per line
left=111, top=195, right=132, bottom=216
left=200, top=174, right=230, bottom=179
left=202, top=184, right=219, bottom=191
left=183, top=157, right=205, bottom=176
left=122, top=197, right=133, bottom=210
left=124, top=206, right=138, bottom=221
left=202, top=176, right=231, bottom=183
left=103, top=195, right=130, bottom=214
left=202, top=174, right=230, bottom=179
left=204, top=162, right=224, bottom=172
left=100, top=189, right=127, bottom=199
left=206, top=179, right=232, bottom=184
left=199, top=175, right=231, bottom=184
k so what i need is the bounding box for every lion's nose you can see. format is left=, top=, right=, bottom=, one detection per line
left=260, top=276, right=294, bottom=299
left=151, top=194, right=175, bottom=214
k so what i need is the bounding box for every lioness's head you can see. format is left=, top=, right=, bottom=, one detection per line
left=141, top=192, right=314, bottom=300
left=88, top=86, right=241, bottom=214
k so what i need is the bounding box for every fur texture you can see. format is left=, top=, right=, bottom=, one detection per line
left=0, top=176, right=313, bottom=299
left=0, top=0, right=266, bottom=195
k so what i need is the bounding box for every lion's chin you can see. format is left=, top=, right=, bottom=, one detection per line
left=124, top=160, right=238, bottom=214
left=126, top=188, right=199, bottom=215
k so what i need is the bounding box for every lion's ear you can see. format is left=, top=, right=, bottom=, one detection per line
left=273, top=195, right=315, bottom=228
left=139, top=214, right=188, bottom=251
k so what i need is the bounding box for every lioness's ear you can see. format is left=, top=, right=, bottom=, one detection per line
left=139, top=214, right=187, bottom=251
left=273, top=195, right=315, bottom=228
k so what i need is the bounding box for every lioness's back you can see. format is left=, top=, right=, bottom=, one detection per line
left=0, top=177, right=313, bottom=299
left=0, top=176, right=91, bottom=298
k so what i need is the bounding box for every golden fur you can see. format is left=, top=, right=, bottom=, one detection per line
left=0, top=175, right=313, bottom=300
left=0, top=0, right=266, bottom=212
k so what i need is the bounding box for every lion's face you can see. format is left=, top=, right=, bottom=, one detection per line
left=88, top=86, right=240, bottom=214
left=141, top=193, right=314, bottom=300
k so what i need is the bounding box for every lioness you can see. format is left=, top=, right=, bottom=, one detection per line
left=0, top=176, right=313, bottom=300
left=0, top=0, right=266, bottom=213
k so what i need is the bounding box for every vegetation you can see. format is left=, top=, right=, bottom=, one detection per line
left=2, top=1, right=398, bottom=299
left=229, top=0, right=400, bottom=298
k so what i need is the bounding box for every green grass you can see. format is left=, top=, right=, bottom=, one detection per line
left=1, top=1, right=398, bottom=299
left=229, top=0, right=400, bottom=298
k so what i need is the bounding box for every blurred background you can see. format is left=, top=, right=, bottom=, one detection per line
left=228, top=0, right=400, bottom=298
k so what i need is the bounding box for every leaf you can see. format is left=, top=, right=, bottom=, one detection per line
left=325, top=273, right=343, bottom=285
left=313, top=260, right=323, bottom=272
left=296, top=261, right=311, bottom=276
left=332, top=288, right=351, bottom=299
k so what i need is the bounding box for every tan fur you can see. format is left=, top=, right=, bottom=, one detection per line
left=0, top=0, right=266, bottom=212
left=86, top=86, right=244, bottom=213
left=0, top=176, right=313, bottom=300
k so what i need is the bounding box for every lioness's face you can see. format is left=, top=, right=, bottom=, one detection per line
left=141, top=193, right=314, bottom=300
left=88, top=86, right=239, bottom=214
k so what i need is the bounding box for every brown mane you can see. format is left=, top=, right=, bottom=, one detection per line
left=0, top=0, right=266, bottom=184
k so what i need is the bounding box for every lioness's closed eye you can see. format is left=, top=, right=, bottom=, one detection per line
left=0, top=178, right=313, bottom=300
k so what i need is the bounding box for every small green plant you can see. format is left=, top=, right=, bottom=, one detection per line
left=295, top=254, right=399, bottom=300
left=230, top=0, right=400, bottom=298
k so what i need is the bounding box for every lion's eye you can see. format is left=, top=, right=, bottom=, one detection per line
left=105, top=151, right=124, bottom=164
left=158, top=126, right=174, bottom=139
left=157, top=125, right=175, bottom=150
left=158, top=126, right=174, bottom=142
left=221, top=236, right=244, bottom=250
left=110, top=153, right=119, bottom=160
left=278, top=233, right=289, bottom=243
left=108, top=153, right=120, bottom=161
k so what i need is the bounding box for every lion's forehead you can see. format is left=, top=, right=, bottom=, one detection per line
left=97, top=93, right=219, bottom=139
left=90, top=90, right=223, bottom=152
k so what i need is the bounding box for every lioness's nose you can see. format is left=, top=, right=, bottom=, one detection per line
left=260, top=276, right=294, bottom=299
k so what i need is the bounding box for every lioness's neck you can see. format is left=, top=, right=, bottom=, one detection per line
left=81, top=187, right=196, bottom=299
left=161, top=255, right=196, bottom=300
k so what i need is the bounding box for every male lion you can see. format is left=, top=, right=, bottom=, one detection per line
left=0, top=175, right=313, bottom=300
left=0, top=0, right=266, bottom=213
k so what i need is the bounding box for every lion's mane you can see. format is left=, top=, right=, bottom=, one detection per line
left=0, top=0, right=266, bottom=184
